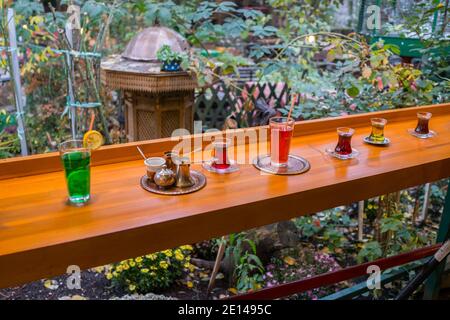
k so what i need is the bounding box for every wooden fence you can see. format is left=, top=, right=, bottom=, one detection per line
left=194, top=81, right=291, bottom=130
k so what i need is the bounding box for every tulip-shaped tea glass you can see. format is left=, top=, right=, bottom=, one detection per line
left=59, top=140, right=91, bottom=205
left=270, top=117, right=295, bottom=167
left=326, top=127, right=359, bottom=160
left=409, top=112, right=435, bottom=138
left=212, top=138, right=231, bottom=170
left=203, top=137, right=239, bottom=173
left=364, top=118, right=389, bottom=145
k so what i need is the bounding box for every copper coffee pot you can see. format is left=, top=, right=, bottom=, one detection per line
left=164, top=151, right=179, bottom=171
left=175, top=157, right=194, bottom=188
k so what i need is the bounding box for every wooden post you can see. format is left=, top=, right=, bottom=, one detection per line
left=7, top=9, right=28, bottom=156
left=358, top=200, right=364, bottom=241
left=207, top=236, right=227, bottom=297
left=419, top=183, right=431, bottom=223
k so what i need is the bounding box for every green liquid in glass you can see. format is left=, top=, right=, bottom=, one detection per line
left=62, top=151, right=91, bottom=204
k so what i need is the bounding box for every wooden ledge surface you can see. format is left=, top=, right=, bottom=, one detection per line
left=0, top=103, right=449, bottom=288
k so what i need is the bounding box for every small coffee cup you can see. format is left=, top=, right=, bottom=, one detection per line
left=145, top=157, right=166, bottom=182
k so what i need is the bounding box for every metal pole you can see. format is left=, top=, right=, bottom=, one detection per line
left=65, top=23, right=77, bottom=139
left=7, top=9, right=28, bottom=156
left=356, top=0, right=366, bottom=33
left=423, top=179, right=450, bottom=299
left=397, top=240, right=450, bottom=300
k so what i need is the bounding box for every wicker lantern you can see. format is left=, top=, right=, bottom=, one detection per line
left=101, top=26, right=197, bottom=141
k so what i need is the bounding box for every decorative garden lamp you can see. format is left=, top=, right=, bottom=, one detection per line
left=101, top=26, right=197, bottom=141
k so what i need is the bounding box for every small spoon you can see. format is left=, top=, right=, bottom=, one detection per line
left=136, top=146, right=147, bottom=160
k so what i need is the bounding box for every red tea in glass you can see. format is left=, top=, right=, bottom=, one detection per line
left=414, top=112, right=431, bottom=135
left=270, top=117, right=295, bottom=167
left=334, top=127, right=354, bottom=155
left=212, top=138, right=231, bottom=170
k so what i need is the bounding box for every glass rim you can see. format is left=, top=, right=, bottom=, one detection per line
left=269, top=116, right=295, bottom=125
left=144, top=157, right=166, bottom=167
left=337, top=127, right=355, bottom=136
left=59, top=139, right=89, bottom=151
left=417, top=112, right=432, bottom=119
left=371, top=117, right=387, bottom=125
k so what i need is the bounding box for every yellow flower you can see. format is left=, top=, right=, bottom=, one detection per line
left=106, top=273, right=113, bottom=280
left=283, top=256, right=296, bottom=266
left=116, top=266, right=123, bottom=272
left=112, top=271, right=118, bottom=277
left=180, top=245, right=193, bottom=251
left=163, top=250, right=173, bottom=257
left=228, top=288, right=238, bottom=295
left=159, top=261, right=169, bottom=269
left=140, top=268, right=149, bottom=273
left=122, top=263, right=129, bottom=270
left=150, top=266, right=157, bottom=270
left=129, top=261, right=136, bottom=267
left=146, top=254, right=156, bottom=260
left=129, top=284, right=136, bottom=291
left=186, top=281, right=194, bottom=288
left=183, top=262, right=195, bottom=272
left=175, top=252, right=184, bottom=261
left=135, top=257, right=143, bottom=263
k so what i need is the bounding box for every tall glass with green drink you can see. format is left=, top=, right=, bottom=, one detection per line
left=59, top=140, right=91, bottom=205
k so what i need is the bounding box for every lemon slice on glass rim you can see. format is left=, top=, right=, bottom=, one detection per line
left=83, top=130, right=104, bottom=150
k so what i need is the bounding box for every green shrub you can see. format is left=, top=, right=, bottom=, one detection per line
left=107, top=245, right=194, bottom=293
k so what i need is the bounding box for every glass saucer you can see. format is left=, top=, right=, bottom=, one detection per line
left=202, top=159, right=239, bottom=174
left=363, top=136, right=390, bottom=146
left=253, top=154, right=310, bottom=175
left=408, top=129, right=436, bottom=139
left=326, top=148, right=359, bottom=160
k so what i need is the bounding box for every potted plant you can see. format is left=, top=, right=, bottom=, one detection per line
left=156, top=45, right=188, bottom=72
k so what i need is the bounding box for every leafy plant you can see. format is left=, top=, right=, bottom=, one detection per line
left=156, top=44, right=188, bottom=68
left=0, top=110, right=17, bottom=158
left=295, top=208, right=354, bottom=253
left=295, top=216, right=321, bottom=238
left=107, top=245, right=194, bottom=293
left=358, top=192, right=434, bottom=263
left=225, top=233, right=265, bottom=292
left=357, top=241, right=383, bottom=263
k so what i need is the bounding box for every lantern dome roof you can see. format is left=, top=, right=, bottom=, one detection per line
left=122, top=26, right=189, bottom=62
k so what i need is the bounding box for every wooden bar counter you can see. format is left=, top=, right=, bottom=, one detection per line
left=1, top=104, right=450, bottom=288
